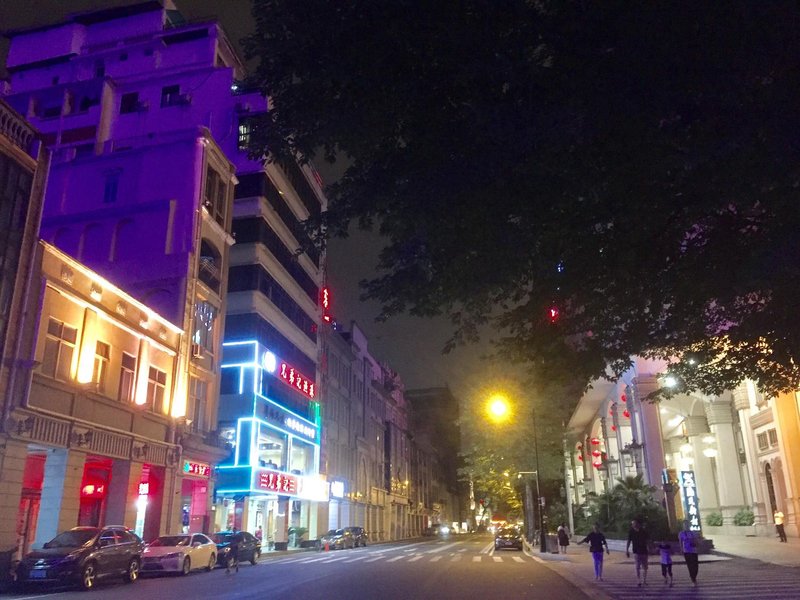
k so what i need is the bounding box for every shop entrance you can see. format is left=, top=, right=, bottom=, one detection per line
left=16, top=452, right=45, bottom=557
left=181, top=477, right=209, bottom=533
left=78, top=457, right=112, bottom=527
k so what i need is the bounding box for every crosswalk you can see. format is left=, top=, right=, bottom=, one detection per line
left=266, top=548, right=536, bottom=567
left=602, top=575, right=800, bottom=600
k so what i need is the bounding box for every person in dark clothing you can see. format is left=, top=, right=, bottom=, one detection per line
left=226, top=529, right=243, bottom=574
left=626, top=519, right=650, bottom=586
left=678, top=520, right=700, bottom=585
left=557, top=523, right=570, bottom=554
left=578, top=523, right=610, bottom=581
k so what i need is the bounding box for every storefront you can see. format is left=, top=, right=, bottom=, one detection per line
left=180, top=459, right=212, bottom=533
left=215, top=341, right=328, bottom=548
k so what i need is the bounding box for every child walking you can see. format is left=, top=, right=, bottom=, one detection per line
left=658, top=542, right=673, bottom=587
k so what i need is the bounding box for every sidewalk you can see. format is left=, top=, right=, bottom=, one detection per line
left=528, top=534, right=800, bottom=600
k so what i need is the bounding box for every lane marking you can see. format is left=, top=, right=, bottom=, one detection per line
left=430, top=555, right=442, bottom=562
left=365, top=556, right=385, bottom=562
left=513, top=556, right=525, bottom=563
left=473, top=556, right=481, bottom=562
left=493, top=556, right=502, bottom=562
left=451, top=555, right=461, bottom=562
left=408, top=555, right=424, bottom=562
left=387, top=555, right=404, bottom=562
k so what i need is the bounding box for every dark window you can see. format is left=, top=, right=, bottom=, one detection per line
left=119, top=52, right=128, bottom=61
left=220, top=369, right=238, bottom=395
left=275, top=158, right=322, bottom=219
left=118, top=352, right=136, bottom=402
left=94, top=60, right=105, bottom=78
left=204, top=168, right=228, bottom=227
left=120, top=92, right=140, bottom=114
left=160, top=84, right=180, bottom=107
left=225, top=313, right=316, bottom=377
left=41, top=317, right=77, bottom=381
left=103, top=171, right=120, bottom=203
left=188, top=376, right=208, bottom=432
left=147, top=366, right=167, bottom=412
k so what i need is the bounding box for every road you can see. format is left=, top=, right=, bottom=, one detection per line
left=6, top=535, right=589, bottom=600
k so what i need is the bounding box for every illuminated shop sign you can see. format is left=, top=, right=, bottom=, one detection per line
left=81, top=484, right=106, bottom=498
left=257, top=470, right=298, bottom=494
left=279, top=362, right=316, bottom=399
left=285, top=416, right=316, bottom=440
left=330, top=480, right=345, bottom=499
left=680, top=470, right=702, bottom=532
left=184, top=460, right=211, bottom=478
left=138, top=483, right=150, bottom=496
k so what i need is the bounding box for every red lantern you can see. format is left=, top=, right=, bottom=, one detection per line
left=623, top=409, right=630, bottom=418
left=620, top=393, right=627, bottom=403
left=611, top=425, right=617, bottom=432
left=577, top=454, right=583, bottom=461
left=590, top=437, right=601, bottom=445
left=593, top=461, right=603, bottom=468
left=592, top=449, right=601, bottom=457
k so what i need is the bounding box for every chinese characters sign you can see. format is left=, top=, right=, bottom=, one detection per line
left=284, top=416, right=316, bottom=441
left=257, top=470, right=298, bottom=495
left=680, top=470, right=702, bottom=532
left=184, top=460, right=211, bottom=478
left=279, top=361, right=316, bottom=399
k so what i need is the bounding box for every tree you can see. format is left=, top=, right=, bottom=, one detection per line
left=244, top=1, right=800, bottom=395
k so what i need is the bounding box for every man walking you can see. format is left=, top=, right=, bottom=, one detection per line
left=626, top=518, right=650, bottom=587
left=774, top=509, right=788, bottom=542
left=678, top=520, right=700, bottom=585
left=226, top=529, right=243, bottom=574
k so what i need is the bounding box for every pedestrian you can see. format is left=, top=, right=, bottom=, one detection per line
left=678, top=520, right=699, bottom=585
left=557, top=522, right=570, bottom=554
left=626, top=518, right=650, bottom=586
left=774, top=509, right=788, bottom=542
left=658, top=542, right=673, bottom=587
left=226, top=528, right=242, bottom=574
left=577, top=523, right=610, bottom=581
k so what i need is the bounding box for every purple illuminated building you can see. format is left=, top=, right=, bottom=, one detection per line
left=2, top=0, right=327, bottom=545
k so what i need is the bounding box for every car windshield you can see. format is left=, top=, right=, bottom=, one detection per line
left=499, top=528, right=518, bottom=535
left=213, top=533, right=233, bottom=544
left=46, top=529, right=98, bottom=548
left=324, top=529, right=343, bottom=536
left=149, top=536, right=190, bottom=547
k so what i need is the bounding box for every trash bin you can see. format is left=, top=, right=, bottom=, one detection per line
left=547, top=534, right=559, bottom=553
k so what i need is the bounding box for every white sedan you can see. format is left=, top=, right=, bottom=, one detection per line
left=141, top=533, right=217, bottom=575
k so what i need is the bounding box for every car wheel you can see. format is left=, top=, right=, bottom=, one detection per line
left=123, top=558, right=140, bottom=583
left=250, top=550, right=257, bottom=566
left=80, top=562, right=97, bottom=590
left=207, top=554, right=216, bottom=571
left=181, top=557, right=191, bottom=576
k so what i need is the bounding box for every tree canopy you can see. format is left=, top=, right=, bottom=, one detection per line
left=244, top=0, right=800, bottom=396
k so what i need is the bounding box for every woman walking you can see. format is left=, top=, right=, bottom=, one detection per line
left=678, top=521, right=699, bottom=585
left=557, top=523, right=570, bottom=554
left=578, top=523, right=610, bottom=581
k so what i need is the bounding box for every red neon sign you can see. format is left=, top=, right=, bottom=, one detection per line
left=138, top=482, right=149, bottom=496
left=257, top=470, right=298, bottom=495
left=278, top=362, right=315, bottom=399
left=183, top=460, right=211, bottom=478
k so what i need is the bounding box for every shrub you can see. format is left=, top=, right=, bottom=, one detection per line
left=733, top=509, right=755, bottom=526
left=706, top=512, right=723, bottom=526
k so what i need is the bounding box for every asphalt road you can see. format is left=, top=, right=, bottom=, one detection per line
left=6, top=535, right=591, bottom=600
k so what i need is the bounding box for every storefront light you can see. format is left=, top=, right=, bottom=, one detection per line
left=702, top=448, right=718, bottom=458
left=680, top=442, right=693, bottom=454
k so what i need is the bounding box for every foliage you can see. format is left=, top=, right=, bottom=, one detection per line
left=245, top=0, right=800, bottom=396
left=576, top=475, right=669, bottom=539
left=705, top=512, right=723, bottom=527
left=733, top=509, right=755, bottom=526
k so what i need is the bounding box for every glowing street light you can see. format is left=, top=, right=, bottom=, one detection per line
left=487, top=394, right=511, bottom=423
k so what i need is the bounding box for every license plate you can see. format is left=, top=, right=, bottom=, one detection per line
left=29, top=570, right=47, bottom=579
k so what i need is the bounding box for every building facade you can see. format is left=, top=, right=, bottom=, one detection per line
left=565, top=357, right=798, bottom=539
left=2, top=1, right=246, bottom=535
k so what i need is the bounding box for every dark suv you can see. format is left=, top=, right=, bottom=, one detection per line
left=16, top=526, right=144, bottom=590
left=344, top=527, right=368, bottom=547
left=212, top=531, right=260, bottom=567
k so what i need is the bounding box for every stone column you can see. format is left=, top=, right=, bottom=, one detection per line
left=0, top=439, right=30, bottom=556
left=632, top=375, right=666, bottom=490
left=34, top=448, right=85, bottom=548
left=705, top=399, right=746, bottom=521
left=731, top=383, right=766, bottom=524
left=105, top=459, right=144, bottom=528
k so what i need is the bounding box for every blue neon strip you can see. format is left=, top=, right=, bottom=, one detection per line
left=238, top=416, right=320, bottom=448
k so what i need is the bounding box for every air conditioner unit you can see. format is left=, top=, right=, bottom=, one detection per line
left=191, top=343, right=203, bottom=358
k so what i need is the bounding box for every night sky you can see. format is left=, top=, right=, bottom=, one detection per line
left=0, top=0, right=503, bottom=402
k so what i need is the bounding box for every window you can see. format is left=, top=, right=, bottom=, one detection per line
left=147, top=367, right=167, bottom=412
left=103, top=171, right=120, bottom=204
left=203, top=168, right=227, bottom=227
left=98, top=529, right=118, bottom=547
left=92, top=341, right=110, bottom=393
left=237, top=119, right=251, bottom=151
left=120, top=92, right=140, bottom=114
left=41, top=318, right=77, bottom=381
left=160, top=84, right=180, bottom=107
left=188, top=376, right=208, bottom=432
left=94, top=60, right=105, bottom=78
left=118, top=352, right=136, bottom=402
left=757, top=432, right=769, bottom=451
left=119, top=52, right=128, bottom=61
left=767, top=428, right=778, bottom=447
left=192, top=301, right=218, bottom=355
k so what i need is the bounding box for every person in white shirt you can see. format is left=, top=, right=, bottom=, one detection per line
left=774, top=509, right=787, bottom=542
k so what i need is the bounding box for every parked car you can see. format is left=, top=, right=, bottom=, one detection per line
left=15, top=526, right=143, bottom=590
left=141, top=533, right=216, bottom=575
left=344, top=527, right=368, bottom=547
left=212, top=531, right=260, bottom=567
left=320, top=528, right=355, bottom=550
left=494, top=526, right=524, bottom=551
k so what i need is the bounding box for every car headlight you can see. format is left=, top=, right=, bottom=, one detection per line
left=440, top=526, right=450, bottom=534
